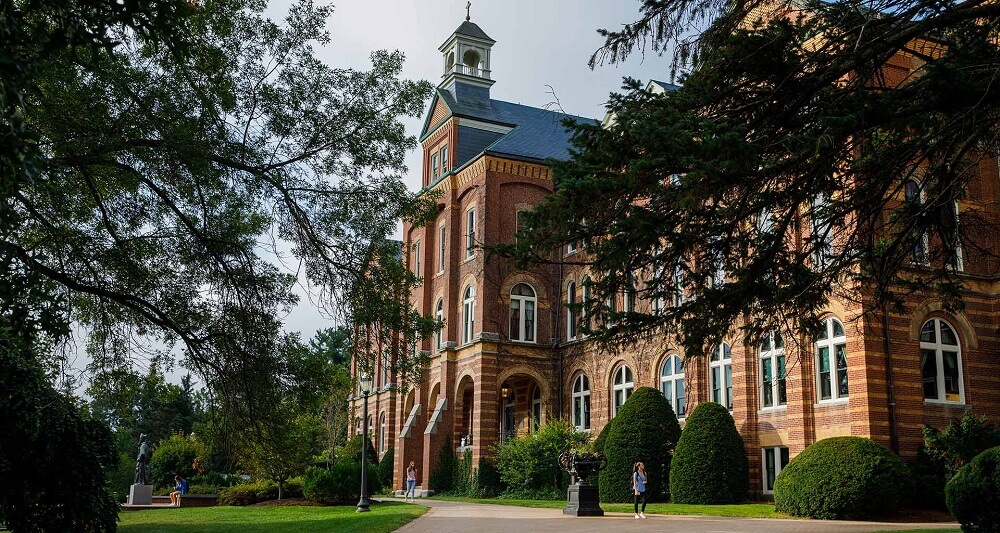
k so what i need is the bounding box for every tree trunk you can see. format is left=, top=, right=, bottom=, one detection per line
left=278, top=479, right=284, bottom=500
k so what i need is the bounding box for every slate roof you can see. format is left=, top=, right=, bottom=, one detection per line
left=427, top=86, right=597, bottom=165
left=648, top=79, right=681, bottom=92
left=452, top=20, right=494, bottom=43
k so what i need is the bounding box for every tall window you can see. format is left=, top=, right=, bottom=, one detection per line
left=604, top=292, right=617, bottom=325
left=379, top=412, right=387, bottom=455
left=904, top=180, right=928, bottom=263
left=566, top=281, right=578, bottom=340
left=760, top=332, right=786, bottom=409
left=612, top=365, right=634, bottom=416
left=762, top=447, right=790, bottom=493
left=660, top=354, right=686, bottom=417
left=431, top=153, right=439, bottom=178
left=623, top=274, right=636, bottom=314
left=671, top=261, right=685, bottom=308
left=811, top=193, right=833, bottom=270
left=502, top=387, right=516, bottom=443
left=509, top=283, right=536, bottom=343
left=815, top=317, right=848, bottom=401
left=515, top=210, right=529, bottom=245
left=921, top=318, right=964, bottom=403
left=531, top=386, right=541, bottom=431
left=435, top=298, right=444, bottom=351
left=440, top=145, right=448, bottom=173
left=466, top=208, right=476, bottom=259
left=380, top=352, right=391, bottom=388
left=462, top=285, right=475, bottom=344
left=710, top=343, right=733, bottom=410
left=582, top=277, right=592, bottom=332
left=947, top=201, right=964, bottom=272
left=412, top=241, right=421, bottom=275
left=567, top=242, right=578, bottom=255
left=572, top=374, right=591, bottom=430
left=438, top=224, right=446, bottom=273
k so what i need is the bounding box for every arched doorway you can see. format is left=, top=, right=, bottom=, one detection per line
left=497, top=374, right=544, bottom=444
left=455, top=375, right=475, bottom=447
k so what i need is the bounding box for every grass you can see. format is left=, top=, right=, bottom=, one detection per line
left=118, top=502, right=426, bottom=533
left=870, top=531, right=960, bottom=533
left=427, top=495, right=788, bottom=519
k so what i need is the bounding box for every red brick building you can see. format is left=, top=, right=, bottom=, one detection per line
left=352, top=17, right=1000, bottom=497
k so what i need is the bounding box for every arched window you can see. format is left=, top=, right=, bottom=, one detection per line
left=462, top=285, right=475, bottom=344
left=903, top=180, right=928, bottom=263
left=509, top=283, right=536, bottom=343
left=582, top=276, right=593, bottom=332
left=815, top=317, right=848, bottom=401
left=531, top=386, right=542, bottom=432
left=378, top=412, right=387, bottom=455
left=612, top=365, right=634, bottom=416
left=920, top=318, right=964, bottom=403
left=660, top=354, right=685, bottom=417
left=760, top=332, right=786, bottom=409
left=435, top=298, right=444, bottom=351
left=567, top=281, right=578, bottom=340
left=572, top=374, right=590, bottom=430
left=710, top=343, right=733, bottom=410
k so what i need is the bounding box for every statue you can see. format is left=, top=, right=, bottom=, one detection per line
left=133, top=434, right=151, bottom=486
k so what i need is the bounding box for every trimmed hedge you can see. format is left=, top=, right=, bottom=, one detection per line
left=598, top=387, right=681, bottom=503
left=774, top=437, right=910, bottom=519
left=946, top=446, right=1000, bottom=533
left=217, top=478, right=304, bottom=506
left=669, top=402, right=748, bottom=504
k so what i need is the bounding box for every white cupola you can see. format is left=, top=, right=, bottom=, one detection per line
left=439, top=4, right=495, bottom=92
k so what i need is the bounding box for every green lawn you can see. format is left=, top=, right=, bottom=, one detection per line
left=870, top=530, right=961, bottom=533
left=427, top=495, right=788, bottom=518
left=118, top=502, right=426, bottom=533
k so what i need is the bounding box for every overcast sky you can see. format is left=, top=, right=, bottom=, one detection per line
left=278, top=0, right=675, bottom=339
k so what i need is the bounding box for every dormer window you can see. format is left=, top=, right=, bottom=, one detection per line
left=431, top=153, right=439, bottom=178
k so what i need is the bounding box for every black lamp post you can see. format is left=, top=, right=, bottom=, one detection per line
left=357, top=373, right=374, bottom=513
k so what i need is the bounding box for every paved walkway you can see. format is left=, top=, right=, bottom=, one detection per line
left=392, top=498, right=959, bottom=533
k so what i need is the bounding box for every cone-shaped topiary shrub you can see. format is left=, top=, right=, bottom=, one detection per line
left=598, top=387, right=681, bottom=503
left=669, top=401, right=748, bottom=504
left=946, top=446, right=1000, bottom=532
left=377, top=446, right=394, bottom=490
left=774, top=436, right=910, bottom=519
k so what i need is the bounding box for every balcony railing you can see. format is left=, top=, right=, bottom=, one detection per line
left=451, top=63, right=490, bottom=79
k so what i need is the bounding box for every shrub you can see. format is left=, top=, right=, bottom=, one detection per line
left=774, top=437, right=910, bottom=519
left=470, top=458, right=504, bottom=498
left=149, top=432, right=206, bottom=489
left=338, top=435, right=379, bottom=466
left=598, top=387, right=681, bottom=503
left=593, top=417, right=614, bottom=452
left=186, top=484, right=221, bottom=495
left=302, top=462, right=377, bottom=503
left=925, top=413, right=1000, bottom=478
left=493, top=420, right=589, bottom=493
left=378, top=446, right=395, bottom=491
left=946, top=446, right=1000, bottom=533
left=429, top=437, right=456, bottom=492
left=670, top=402, right=748, bottom=504
left=453, top=449, right=474, bottom=496
left=217, top=478, right=304, bottom=506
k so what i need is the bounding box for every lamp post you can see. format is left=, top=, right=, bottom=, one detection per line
left=357, top=373, right=374, bottom=513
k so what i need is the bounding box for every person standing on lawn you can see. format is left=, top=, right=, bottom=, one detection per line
left=406, top=461, right=417, bottom=502
left=632, top=462, right=647, bottom=519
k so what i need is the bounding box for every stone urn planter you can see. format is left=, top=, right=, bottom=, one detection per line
left=558, top=451, right=607, bottom=517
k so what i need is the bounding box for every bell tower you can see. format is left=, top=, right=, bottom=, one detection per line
left=438, top=4, right=495, bottom=99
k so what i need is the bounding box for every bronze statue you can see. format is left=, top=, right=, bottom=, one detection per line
left=133, top=434, right=151, bottom=485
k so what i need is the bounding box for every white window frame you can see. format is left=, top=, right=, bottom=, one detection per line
left=949, top=201, right=964, bottom=272
left=567, top=241, right=578, bottom=255
left=760, top=332, right=787, bottom=409
left=566, top=281, right=578, bottom=340
left=440, top=145, right=448, bottom=174
left=509, top=283, right=537, bottom=343
left=671, top=261, right=685, bottom=308
left=710, top=343, right=733, bottom=410
left=413, top=240, right=421, bottom=275
left=572, top=374, right=591, bottom=430
left=431, top=152, right=439, bottom=178
left=815, top=317, right=849, bottom=403
left=438, top=224, right=447, bottom=273
left=811, top=192, right=833, bottom=270
left=435, top=298, right=444, bottom=352
left=581, top=277, right=592, bottom=334
left=920, top=318, right=965, bottom=404
left=903, top=180, right=930, bottom=265
left=660, top=354, right=686, bottom=418
left=762, top=446, right=790, bottom=494
left=379, top=412, right=387, bottom=455
left=612, top=365, right=634, bottom=416
left=462, top=285, right=475, bottom=344
left=465, top=208, right=476, bottom=259
left=381, top=352, right=391, bottom=388
left=531, top=386, right=541, bottom=432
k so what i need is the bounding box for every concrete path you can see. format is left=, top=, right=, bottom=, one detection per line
left=391, top=498, right=959, bottom=533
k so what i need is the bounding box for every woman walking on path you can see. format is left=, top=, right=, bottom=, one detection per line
left=406, top=461, right=418, bottom=502
left=632, top=462, right=647, bottom=519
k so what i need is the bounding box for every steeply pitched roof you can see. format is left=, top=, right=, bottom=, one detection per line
left=453, top=20, right=494, bottom=43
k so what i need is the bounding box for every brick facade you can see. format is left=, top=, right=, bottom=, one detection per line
left=352, top=19, right=1000, bottom=497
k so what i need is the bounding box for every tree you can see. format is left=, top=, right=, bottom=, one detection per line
left=509, top=0, right=1000, bottom=355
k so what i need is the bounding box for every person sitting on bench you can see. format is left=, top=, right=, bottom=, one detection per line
left=169, top=475, right=188, bottom=507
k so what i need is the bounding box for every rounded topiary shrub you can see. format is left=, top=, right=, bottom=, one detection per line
left=946, top=446, right=1000, bottom=532
left=773, top=437, right=910, bottom=520
left=669, top=402, right=748, bottom=504
left=598, top=387, right=681, bottom=503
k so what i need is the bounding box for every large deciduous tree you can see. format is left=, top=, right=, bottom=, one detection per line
left=511, top=0, right=1000, bottom=353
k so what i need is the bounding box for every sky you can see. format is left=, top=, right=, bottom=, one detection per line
left=68, top=0, right=678, bottom=390
left=278, top=0, right=676, bottom=340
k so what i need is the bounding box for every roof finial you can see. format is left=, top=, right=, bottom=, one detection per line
left=466, top=1, right=471, bottom=21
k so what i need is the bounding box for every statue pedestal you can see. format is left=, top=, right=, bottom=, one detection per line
left=563, top=483, right=604, bottom=517
left=128, top=484, right=153, bottom=505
